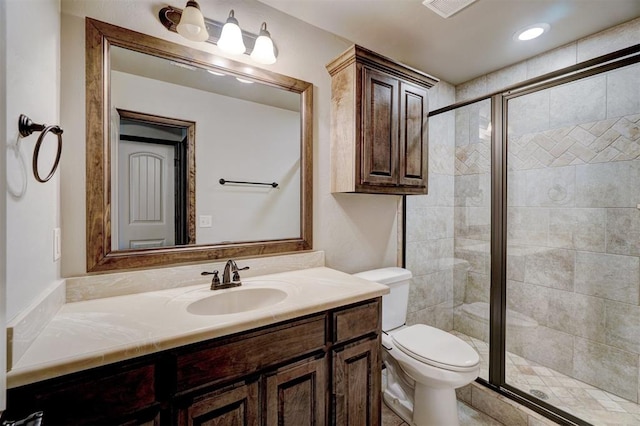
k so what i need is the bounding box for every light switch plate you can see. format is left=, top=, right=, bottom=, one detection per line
left=199, top=215, right=212, bottom=228
left=53, top=227, right=61, bottom=261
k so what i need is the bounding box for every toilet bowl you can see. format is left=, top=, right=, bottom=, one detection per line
left=354, top=268, right=480, bottom=426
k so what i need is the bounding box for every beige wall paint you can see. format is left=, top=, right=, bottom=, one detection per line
left=5, top=0, right=61, bottom=322
left=59, top=0, right=400, bottom=279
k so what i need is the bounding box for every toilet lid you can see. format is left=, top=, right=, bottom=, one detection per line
left=391, top=324, right=480, bottom=372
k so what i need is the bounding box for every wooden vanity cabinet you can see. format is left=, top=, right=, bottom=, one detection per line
left=4, top=358, right=161, bottom=426
left=327, top=45, right=438, bottom=195
left=264, top=355, right=329, bottom=425
left=331, top=299, right=382, bottom=426
left=176, top=379, right=260, bottom=426
left=5, top=299, right=382, bottom=426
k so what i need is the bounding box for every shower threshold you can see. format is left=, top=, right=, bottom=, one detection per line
left=452, top=331, right=640, bottom=425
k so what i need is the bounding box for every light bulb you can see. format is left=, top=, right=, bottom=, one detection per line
left=217, top=10, right=246, bottom=55
left=176, top=1, right=209, bottom=42
left=250, top=23, right=276, bottom=65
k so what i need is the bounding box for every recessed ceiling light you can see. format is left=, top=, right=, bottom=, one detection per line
left=235, top=77, right=254, bottom=84
left=514, top=23, right=550, bottom=41
left=207, top=69, right=226, bottom=76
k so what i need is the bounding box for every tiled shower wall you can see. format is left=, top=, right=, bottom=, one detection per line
left=405, top=16, right=640, bottom=404
left=451, top=99, right=491, bottom=355
left=504, top=66, right=640, bottom=403
left=405, top=82, right=458, bottom=330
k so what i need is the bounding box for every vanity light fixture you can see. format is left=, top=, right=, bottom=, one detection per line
left=176, top=0, right=209, bottom=42
left=159, top=4, right=278, bottom=64
left=514, top=23, right=550, bottom=41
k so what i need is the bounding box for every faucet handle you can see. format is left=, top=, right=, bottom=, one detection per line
left=201, top=270, right=221, bottom=288
left=232, top=266, right=250, bottom=282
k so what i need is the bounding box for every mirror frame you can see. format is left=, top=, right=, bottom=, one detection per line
left=86, top=18, right=313, bottom=272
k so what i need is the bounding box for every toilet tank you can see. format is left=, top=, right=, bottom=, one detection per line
left=353, top=267, right=412, bottom=332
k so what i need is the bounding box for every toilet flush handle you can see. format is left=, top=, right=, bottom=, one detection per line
left=381, top=330, right=392, bottom=351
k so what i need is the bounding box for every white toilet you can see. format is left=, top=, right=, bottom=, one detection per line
left=354, top=267, right=480, bottom=426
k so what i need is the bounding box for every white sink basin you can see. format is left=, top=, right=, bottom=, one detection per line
left=186, top=287, right=288, bottom=315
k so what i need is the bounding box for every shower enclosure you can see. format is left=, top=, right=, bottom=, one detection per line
left=406, top=47, right=640, bottom=425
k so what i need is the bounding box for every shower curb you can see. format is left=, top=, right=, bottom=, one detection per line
left=457, top=381, right=562, bottom=425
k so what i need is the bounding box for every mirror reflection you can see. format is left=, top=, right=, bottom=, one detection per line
left=110, top=46, right=301, bottom=250
left=86, top=18, right=312, bottom=272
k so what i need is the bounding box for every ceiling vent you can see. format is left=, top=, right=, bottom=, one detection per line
left=422, top=0, right=478, bottom=18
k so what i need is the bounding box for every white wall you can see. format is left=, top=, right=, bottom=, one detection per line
left=0, top=0, right=7, bottom=410
left=111, top=70, right=300, bottom=243
left=60, top=0, right=400, bottom=277
left=5, top=0, right=61, bottom=322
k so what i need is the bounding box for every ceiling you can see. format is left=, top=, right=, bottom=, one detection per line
left=257, top=0, right=640, bottom=85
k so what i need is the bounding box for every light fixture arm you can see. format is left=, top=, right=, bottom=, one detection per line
left=159, top=5, right=278, bottom=57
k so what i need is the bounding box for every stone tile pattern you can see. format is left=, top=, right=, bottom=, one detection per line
left=451, top=68, right=640, bottom=404
left=450, top=101, right=494, bottom=357
left=405, top=81, right=458, bottom=331
left=382, top=367, right=553, bottom=426
left=508, top=114, right=640, bottom=172
left=455, top=332, right=640, bottom=426
left=502, top=69, right=640, bottom=404
left=406, top=18, right=640, bottom=422
left=382, top=397, right=510, bottom=426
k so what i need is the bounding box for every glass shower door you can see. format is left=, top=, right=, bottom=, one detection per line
left=505, top=61, right=640, bottom=424
left=452, top=98, right=492, bottom=381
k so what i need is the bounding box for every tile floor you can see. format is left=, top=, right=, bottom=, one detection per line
left=455, top=331, right=640, bottom=426
left=382, top=399, right=505, bottom=426
left=381, top=359, right=506, bottom=425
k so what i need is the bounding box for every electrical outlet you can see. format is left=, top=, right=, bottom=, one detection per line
left=53, top=227, right=61, bottom=261
left=199, top=215, right=212, bottom=228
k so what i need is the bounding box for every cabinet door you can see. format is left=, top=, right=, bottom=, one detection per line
left=398, top=81, right=428, bottom=189
left=332, top=337, right=381, bottom=426
left=361, top=67, right=399, bottom=186
left=178, top=381, right=259, bottom=426
left=265, top=356, right=328, bottom=426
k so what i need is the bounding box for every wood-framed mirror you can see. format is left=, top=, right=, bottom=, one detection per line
left=86, top=18, right=313, bottom=272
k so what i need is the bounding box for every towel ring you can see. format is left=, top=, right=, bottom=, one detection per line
left=18, top=114, right=63, bottom=183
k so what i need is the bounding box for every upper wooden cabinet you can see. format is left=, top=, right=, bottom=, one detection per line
left=327, top=45, right=438, bottom=195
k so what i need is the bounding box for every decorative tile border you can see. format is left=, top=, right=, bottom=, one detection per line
left=454, top=114, right=640, bottom=176
left=508, top=114, right=640, bottom=171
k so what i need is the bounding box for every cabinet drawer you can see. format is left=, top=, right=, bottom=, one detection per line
left=176, top=315, right=327, bottom=392
left=8, top=363, right=157, bottom=425
left=332, top=299, right=381, bottom=345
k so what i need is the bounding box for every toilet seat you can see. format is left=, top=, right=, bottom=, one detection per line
left=391, top=324, right=480, bottom=372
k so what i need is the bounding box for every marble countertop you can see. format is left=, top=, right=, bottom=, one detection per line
left=7, top=267, right=388, bottom=388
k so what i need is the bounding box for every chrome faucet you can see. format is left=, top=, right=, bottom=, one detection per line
left=201, top=259, right=250, bottom=290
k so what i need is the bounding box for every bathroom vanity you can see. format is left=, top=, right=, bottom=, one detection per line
left=5, top=268, right=386, bottom=426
